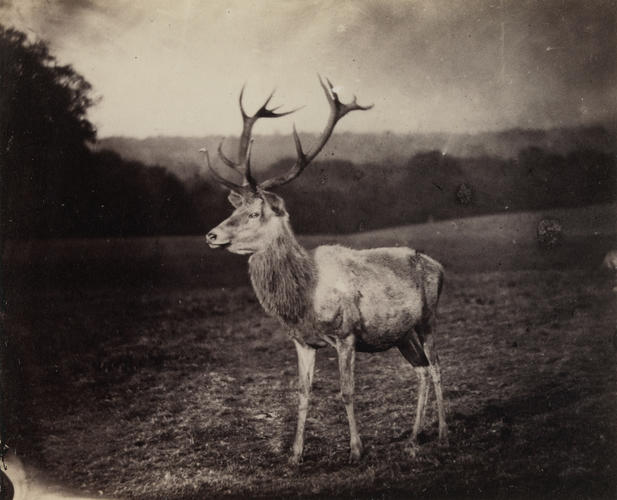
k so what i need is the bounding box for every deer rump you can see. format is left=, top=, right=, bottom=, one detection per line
left=311, top=246, right=444, bottom=354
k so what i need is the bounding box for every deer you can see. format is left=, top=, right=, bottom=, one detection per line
left=204, top=76, right=448, bottom=464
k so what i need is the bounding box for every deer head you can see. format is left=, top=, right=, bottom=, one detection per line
left=205, top=76, right=372, bottom=255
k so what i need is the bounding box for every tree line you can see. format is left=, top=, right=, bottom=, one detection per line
left=1, top=26, right=615, bottom=239
left=270, top=147, right=615, bottom=234
left=0, top=26, right=204, bottom=238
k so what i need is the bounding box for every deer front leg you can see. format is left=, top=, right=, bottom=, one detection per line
left=289, top=339, right=316, bottom=465
left=336, top=334, right=363, bottom=463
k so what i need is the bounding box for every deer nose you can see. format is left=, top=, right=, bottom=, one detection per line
left=206, top=232, right=217, bottom=243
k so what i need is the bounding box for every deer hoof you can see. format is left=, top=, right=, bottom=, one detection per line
left=405, top=441, right=419, bottom=457
left=438, top=433, right=449, bottom=448
left=288, top=454, right=303, bottom=466
left=348, top=444, right=363, bottom=463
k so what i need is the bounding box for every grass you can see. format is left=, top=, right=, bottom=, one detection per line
left=2, top=204, right=617, bottom=499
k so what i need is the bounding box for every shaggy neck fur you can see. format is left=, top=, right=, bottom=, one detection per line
left=248, top=220, right=316, bottom=325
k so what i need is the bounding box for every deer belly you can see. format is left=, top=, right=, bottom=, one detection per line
left=313, top=287, right=424, bottom=351
left=355, top=291, right=424, bottom=350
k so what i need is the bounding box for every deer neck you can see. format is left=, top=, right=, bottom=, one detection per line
left=248, top=221, right=315, bottom=325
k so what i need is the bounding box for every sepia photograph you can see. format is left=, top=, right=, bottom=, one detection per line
left=0, top=1, right=615, bottom=498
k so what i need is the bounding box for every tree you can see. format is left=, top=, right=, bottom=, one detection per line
left=0, top=25, right=96, bottom=237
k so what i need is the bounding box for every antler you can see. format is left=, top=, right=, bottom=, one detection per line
left=199, top=148, right=244, bottom=191
left=217, top=86, right=299, bottom=191
left=259, top=75, right=373, bottom=189
left=203, top=76, right=372, bottom=192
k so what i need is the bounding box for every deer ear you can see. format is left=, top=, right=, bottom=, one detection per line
left=227, top=191, right=244, bottom=208
left=262, top=191, right=287, bottom=216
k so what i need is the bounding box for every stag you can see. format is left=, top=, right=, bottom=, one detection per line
left=204, top=77, right=447, bottom=464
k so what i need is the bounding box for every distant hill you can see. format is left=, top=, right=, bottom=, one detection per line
left=94, top=124, right=616, bottom=181
left=84, top=124, right=616, bottom=237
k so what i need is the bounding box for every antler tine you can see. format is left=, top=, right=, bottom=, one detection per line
left=238, top=84, right=250, bottom=119
left=259, top=76, right=373, bottom=190
left=217, top=140, right=237, bottom=169
left=199, top=148, right=243, bottom=191
left=251, top=90, right=303, bottom=120
left=241, top=87, right=278, bottom=118
left=254, top=89, right=276, bottom=117
left=217, top=85, right=300, bottom=189
left=350, top=94, right=373, bottom=111
left=319, top=74, right=374, bottom=118
left=216, top=139, right=258, bottom=190
left=292, top=124, right=305, bottom=160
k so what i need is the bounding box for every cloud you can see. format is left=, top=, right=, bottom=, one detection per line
left=1, top=0, right=614, bottom=136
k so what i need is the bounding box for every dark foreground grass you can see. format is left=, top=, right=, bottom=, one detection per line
left=4, top=267, right=616, bottom=499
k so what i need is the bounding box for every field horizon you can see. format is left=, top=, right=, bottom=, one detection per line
left=3, top=202, right=615, bottom=291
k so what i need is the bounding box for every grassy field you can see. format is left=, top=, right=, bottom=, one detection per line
left=2, top=204, right=616, bottom=499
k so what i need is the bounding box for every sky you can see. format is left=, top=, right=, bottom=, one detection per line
left=1, top=0, right=615, bottom=138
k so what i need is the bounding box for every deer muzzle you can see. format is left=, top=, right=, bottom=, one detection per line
left=206, top=230, right=230, bottom=249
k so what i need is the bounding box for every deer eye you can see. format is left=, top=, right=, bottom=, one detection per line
left=248, top=212, right=260, bottom=219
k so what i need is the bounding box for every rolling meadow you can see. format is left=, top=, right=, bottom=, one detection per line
left=2, top=203, right=616, bottom=499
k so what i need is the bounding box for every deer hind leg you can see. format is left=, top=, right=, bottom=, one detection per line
left=290, top=339, right=316, bottom=465
left=423, top=321, right=448, bottom=445
left=336, top=334, right=363, bottom=463
left=398, top=331, right=430, bottom=453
